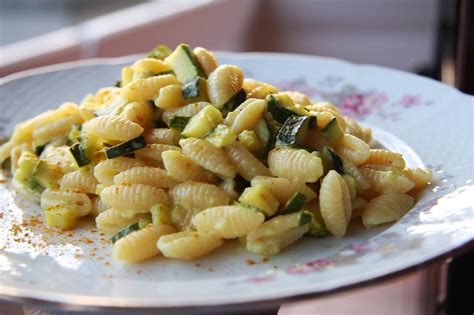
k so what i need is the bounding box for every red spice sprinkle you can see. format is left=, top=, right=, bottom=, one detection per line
left=208, top=268, right=214, bottom=272
left=262, top=257, right=270, bottom=263
left=246, top=259, right=256, bottom=266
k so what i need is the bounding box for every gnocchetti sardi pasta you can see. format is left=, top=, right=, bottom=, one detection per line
left=0, top=43, right=432, bottom=263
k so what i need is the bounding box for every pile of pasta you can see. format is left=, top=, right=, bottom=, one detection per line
left=0, top=44, right=432, bottom=262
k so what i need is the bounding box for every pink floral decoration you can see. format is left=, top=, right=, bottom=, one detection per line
left=400, top=94, right=421, bottom=107
left=339, top=92, right=388, bottom=119
left=285, top=258, right=335, bottom=275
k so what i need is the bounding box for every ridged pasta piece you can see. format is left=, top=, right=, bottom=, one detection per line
left=242, top=79, right=278, bottom=99
left=246, top=212, right=310, bottom=255
left=162, top=150, right=218, bottom=183
left=284, top=91, right=311, bottom=106
left=403, top=167, right=432, bottom=189
left=224, top=98, right=258, bottom=127
left=121, top=74, right=180, bottom=101
left=132, top=58, right=171, bottom=74
left=154, top=84, right=186, bottom=109
left=95, top=208, right=148, bottom=234
left=219, top=178, right=239, bottom=199
left=8, top=144, right=32, bottom=173
left=250, top=176, right=317, bottom=203
left=157, top=231, right=223, bottom=260
left=144, top=128, right=180, bottom=145
left=42, top=145, right=77, bottom=174
left=192, top=205, right=265, bottom=238
left=84, top=115, right=144, bottom=141
left=338, top=174, right=352, bottom=221
left=306, top=102, right=347, bottom=130
left=193, top=47, right=218, bottom=76
left=95, top=87, right=119, bottom=105
left=351, top=197, right=368, bottom=218
left=41, top=189, right=92, bottom=218
left=268, top=148, right=323, bottom=183
left=59, top=170, right=98, bottom=194
left=227, top=99, right=265, bottom=134
left=360, top=166, right=415, bottom=194
left=33, top=114, right=83, bottom=143
left=135, top=144, right=181, bottom=162
left=94, top=157, right=145, bottom=185
left=179, top=138, right=236, bottom=179
left=161, top=102, right=209, bottom=125
left=169, top=181, right=230, bottom=210
left=336, top=134, right=370, bottom=165
left=207, top=65, right=244, bottom=108
left=120, top=101, right=155, bottom=128
left=113, top=166, right=178, bottom=188
left=112, top=225, right=176, bottom=263
left=344, top=117, right=371, bottom=143
left=0, top=140, right=15, bottom=163
left=362, top=193, right=414, bottom=228
left=100, top=184, right=168, bottom=211
left=363, top=149, right=406, bottom=170
left=90, top=196, right=108, bottom=217
left=342, top=160, right=371, bottom=191
left=319, top=170, right=350, bottom=237
left=224, top=141, right=271, bottom=181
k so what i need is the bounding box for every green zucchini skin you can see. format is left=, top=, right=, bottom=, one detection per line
left=111, top=222, right=140, bottom=243
left=168, top=116, right=191, bottom=131
left=276, top=115, right=315, bottom=148
left=105, top=136, right=147, bottom=159
left=266, top=94, right=297, bottom=124
left=220, top=89, right=247, bottom=117
left=1, top=157, right=11, bottom=176
left=282, top=192, right=307, bottom=214
left=298, top=210, right=314, bottom=226
left=147, top=44, right=172, bottom=60
left=321, top=147, right=344, bottom=174
left=69, top=143, right=91, bottom=167
left=34, top=144, right=46, bottom=156
left=166, top=44, right=204, bottom=83
left=182, top=77, right=202, bottom=98
left=322, top=117, right=344, bottom=145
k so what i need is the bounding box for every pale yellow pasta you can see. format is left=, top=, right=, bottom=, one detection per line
left=120, top=101, right=155, bottom=128
left=362, top=193, right=414, bottom=228
left=207, top=65, right=244, bottom=108
left=306, top=102, right=347, bottom=130
left=157, top=231, right=223, bottom=260
left=180, top=138, right=235, bottom=179
left=268, top=148, right=323, bottom=183
left=84, top=115, right=143, bottom=141
left=112, top=225, right=176, bottom=263
left=223, top=98, right=258, bottom=127
left=224, top=141, right=271, bottom=181
left=59, top=170, right=98, bottom=194
left=154, top=84, right=186, bottom=109
left=113, top=166, right=178, bottom=188
left=344, top=117, right=372, bottom=143
left=360, top=166, right=415, bottom=194
left=338, top=174, right=352, bottom=221
left=144, top=128, right=180, bottom=145
left=193, top=47, right=218, bottom=76
left=319, top=170, right=350, bottom=237
left=95, top=87, right=119, bottom=105
left=132, top=58, right=171, bottom=74
left=219, top=178, right=239, bottom=199
left=403, top=167, right=432, bottom=189
left=40, top=189, right=91, bottom=218
left=351, top=197, right=368, bottom=218
left=90, top=196, right=108, bottom=217
left=161, top=102, right=209, bottom=125
left=364, top=149, right=406, bottom=170
left=342, top=160, right=371, bottom=191
left=192, top=205, right=265, bottom=238
left=100, top=184, right=168, bottom=211
left=12, top=177, right=40, bottom=202
left=239, top=185, right=279, bottom=216
left=95, top=208, right=148, bottom=234
left=242, top=78, right=278, bottom=99
left=42, top=145, right=76, bottom=174
left=336, top=134, right=370, bottom=165
left=135, top=144, right=180, bottom=162
left=94, top=157, right=145, bottom=185
left=33, top=114, right=83, bottom=143
left=238, top=130, right=261, bottom=156
left=284, top=91, right=311, bottom=106
left=162, top=150, right=218, bottom=183
left=0, top=140, right=15, bottom=163
left=121, top=74, right=180, bottom=102
left=227, top=99, right=265, bottom=134
left=250, top=176, right=317, bottom=203
left=121, top=66, right=134, bottom=86
left=169, top=181, right=230, bottom=210
left=9, top=144, right=32, bottom=173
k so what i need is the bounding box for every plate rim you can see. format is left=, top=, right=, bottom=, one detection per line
left=0, top=52, right=473, bottom=310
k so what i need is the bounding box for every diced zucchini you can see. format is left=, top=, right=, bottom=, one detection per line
left=68, top=124, right=82, bottom=144
left=321, top=147, right=344, bottom=174
left=322, top=117, right=344, bottom=146
left=238, top=130, right=261, bottom=156
left=147, top=44, right=172, bottom=60
left=105, top=136, right=147, bottom=159
left=168, top=116, right=191, bottom=130
left=276, top=115, right=315, bottom=148
left=45, top=207, right=77, bottom=230
left=266, top=94, right=298, bottom=124
left=239, top=185, right=279, bottom=216
left=69, top=143, right=91, bottom=167
left=342, top=174, right=357, bottom=199
left=18, top=151, right=39, bottom=175
left=31, top=159, right=61, bottom=190
left=138, top=218, right=152, bottom=229
left=298, top=210, right=313, bottom=226
left=181, top=105, right=223, bottom=138
left=111, top=222, right=140, bottom=243
left=304, top=200, right=328, bottom=237
left=220, top=89, right=247, bottom=116
left=182, top=77, right=209, bottom=103
left=281, top=192, right=307, bottom=214
left=166, top=43, right=204, bottom=83
left=34, top=144, right=46, bottom=156
left=150, top=204, right=172, bottom=226
left=1, top=157, right=11, bottom=177
left=80, top=131, right=103, bottom=163
left=205, top=124, right=236, bottom=148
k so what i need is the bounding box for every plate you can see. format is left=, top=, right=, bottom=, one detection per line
left=0, top=52, right=473, bottom=312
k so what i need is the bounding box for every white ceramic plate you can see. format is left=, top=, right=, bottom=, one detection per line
left=0, top=52, right=473, bottom=312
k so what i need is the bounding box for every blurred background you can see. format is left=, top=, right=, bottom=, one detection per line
left=0, top=1, right=472, bottom=314
left=0, top=0, right=472, bottom=94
